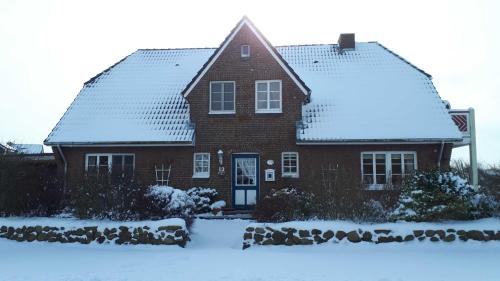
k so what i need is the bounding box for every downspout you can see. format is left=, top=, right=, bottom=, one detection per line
left=57, top=145, right=68, bottom=194
left=437, top=140, right=445, bottom=171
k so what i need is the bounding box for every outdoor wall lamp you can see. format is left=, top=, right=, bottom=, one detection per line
left=217, top=149, right=225, bottom=176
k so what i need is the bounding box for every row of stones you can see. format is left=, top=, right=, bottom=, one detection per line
left=243, top=226, right=500, bottom=249
left=0, top=224, right=189, bottom=247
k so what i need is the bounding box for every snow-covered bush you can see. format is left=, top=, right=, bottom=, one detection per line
left=210, top=200, right=226, bottom=214
left=390, top=170, right=497, bottom=221
left=145, top=185, right=195, bottom=218
left=186, top=187, right=218, bottom=214
left=253, top=187, right=315, bottom=222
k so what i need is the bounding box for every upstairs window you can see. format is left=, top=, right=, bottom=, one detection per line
left=210, top=81, right=235, bottom=114
left=255, top=80, right=282, bottom=113
left=362, top=152, right=416, bottom=189
left=241, top=45, right=250, bottom=58
left=282, top=152, right=299, bottom=178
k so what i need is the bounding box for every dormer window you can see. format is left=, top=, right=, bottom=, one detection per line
left=210, top=81, right=235, bottom=114
left=255, top=80, right=282, bottom=113
left=241, top=45, right=250, bottom=58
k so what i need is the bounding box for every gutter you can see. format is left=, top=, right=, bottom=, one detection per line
left=437, top=140, right=445, bottom=170
left=56, top=145, right=68, bottom=194
left=296, top=138, right=462, bottom=145
left=44, top=141, right=195, bottom=147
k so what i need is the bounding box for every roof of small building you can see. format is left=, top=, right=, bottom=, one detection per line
left=0, top=142, right=16, bottom=153
left=45, top=42, right=462, bottom=145
left=11, top=144, right=44, bottom=154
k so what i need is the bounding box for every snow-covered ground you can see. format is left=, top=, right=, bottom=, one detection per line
left=1, top=218, right=499, bottom=281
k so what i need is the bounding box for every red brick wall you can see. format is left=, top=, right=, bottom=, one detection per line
left=185, top=23, right=307, bottom=205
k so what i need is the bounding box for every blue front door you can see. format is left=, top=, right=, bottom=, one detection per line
left=232, top=154, right=259, bottom=209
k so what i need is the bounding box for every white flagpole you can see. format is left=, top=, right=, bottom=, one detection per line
left=469, top=107, right=478, bottom=187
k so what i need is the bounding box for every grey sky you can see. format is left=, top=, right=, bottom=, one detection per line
left=0, top=0, right=498, bottom=164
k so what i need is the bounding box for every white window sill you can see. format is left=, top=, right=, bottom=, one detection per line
left=282, top=174, right=299, bottom=178
left=192, top=174, right=210, bottom=179
left=256, top=110, right=282, bottom=114
left=365, top=184, right=384, bottom=190
left=209, top=111, right=235, bottom=115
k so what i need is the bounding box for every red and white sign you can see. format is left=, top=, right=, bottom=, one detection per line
left=450, top=110, right=470, bottom=134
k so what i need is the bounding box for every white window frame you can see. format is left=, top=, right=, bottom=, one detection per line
left=241, top=45, right=250, bottom=58
left=85, top=153, right=135, bottom=176
left=255, top=80, right=282, bottom=113
left=281, top=152, right=299, bottom=178
left=209, top=81, right=236, bottom=114
left=361, top=151, right=417, bottom=190
left=193, top=153, right=210, bottom=178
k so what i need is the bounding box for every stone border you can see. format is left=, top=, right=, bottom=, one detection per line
left=243, top=226, right=500, bottom=249
left=0, top=224, right=189, bottom=247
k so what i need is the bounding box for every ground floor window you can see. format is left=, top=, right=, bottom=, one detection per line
left=361, top=152, right=416, bottom=189
left=85, top=154, right=135, bottom=182
left=193, top=153, right=210, bottom=178
left=282, top=152, right=299, bottom=178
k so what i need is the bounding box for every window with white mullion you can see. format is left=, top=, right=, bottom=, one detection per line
left=255, top=80, right=282, bottom=113
left=362, top=152, right=416, bottom=188
left=282, top=152, right=299, bottom=177
left=210, top=81, right=235, bottom=113
left=85, top=154, right=134, bottom=181
left=193, top=153, right=210, bottom=178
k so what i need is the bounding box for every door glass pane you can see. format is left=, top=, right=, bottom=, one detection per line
left=236, top=158, right=256, bottom=186
left=235, top=190, right=245, bottom=205
left=247, top=190, right=257, bottom=205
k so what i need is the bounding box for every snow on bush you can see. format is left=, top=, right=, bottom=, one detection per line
left=186, top=187, right=218, bottom=214
left=210, top=200, right=226, bottom=210
left=146, top=185, right=195, bottom=218
left=390, top=170, right=497, bottom=221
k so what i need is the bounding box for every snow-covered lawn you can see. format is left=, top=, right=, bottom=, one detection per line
left=1, top=218, right=499, bottom=281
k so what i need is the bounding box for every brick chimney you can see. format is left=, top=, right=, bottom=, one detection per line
left=338, top=33, right=355, bottom=49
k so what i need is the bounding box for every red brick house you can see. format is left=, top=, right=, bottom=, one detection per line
left=45, top=17, right=464, bottom=210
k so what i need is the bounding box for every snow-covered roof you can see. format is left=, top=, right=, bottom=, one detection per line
left=0, top=142, right=16, bottom=153
left=11, top=144, right=44, bottom=154
left=45, top=48, right=215, bottom=145
left=45, top=42, right=461, bottom=145
left=278, top=43, right=462, bottom=142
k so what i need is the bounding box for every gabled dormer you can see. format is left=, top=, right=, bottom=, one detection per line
left=184, top=16, right=310, bottom=121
